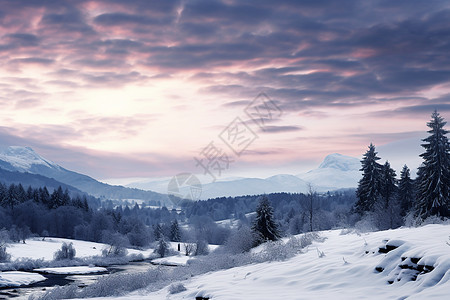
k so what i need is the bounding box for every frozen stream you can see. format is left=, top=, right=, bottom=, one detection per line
left=0, top=261, right=162, bottom=299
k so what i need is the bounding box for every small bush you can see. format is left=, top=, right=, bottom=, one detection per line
left=224, top=225, right=255, bottom=254
left=102, top=232, right=129, bottom=257
left=0, top=245, right=10, bottom=262
left=54, top=242, right=76, bottom=260
left=168, top=282, right=187, bottom=294
left=194, top=239, right=209, bottom=256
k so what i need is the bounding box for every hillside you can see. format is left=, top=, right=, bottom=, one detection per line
left=96, top=224, right=450, bottom=299
left=0, top=147, right=172, bottom=205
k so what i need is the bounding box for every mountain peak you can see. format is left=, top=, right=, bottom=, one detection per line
left=0, top=146, right=60, bottom=171
left=318, top=153, right=360, bottom=171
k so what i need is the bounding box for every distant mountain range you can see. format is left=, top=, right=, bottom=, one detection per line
left=126, top=153, right=362, bottom=199
left=0, top=146, right=172, bottom=205
left=0, top=146, right=363, bottom=202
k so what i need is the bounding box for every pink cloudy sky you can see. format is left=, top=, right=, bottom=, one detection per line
left=0, top=0, right=449, bottom=181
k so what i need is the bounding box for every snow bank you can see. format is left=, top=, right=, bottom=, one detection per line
left=7, top=237, right=153, bottom=261
left=0, top=271, right=46, bottom=287
left=151, top=255, right=191, bottom=266
left=34, top=266, right=108, bottom=275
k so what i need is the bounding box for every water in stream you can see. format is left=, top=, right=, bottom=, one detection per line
left=0, top=262, right=160, bottom=300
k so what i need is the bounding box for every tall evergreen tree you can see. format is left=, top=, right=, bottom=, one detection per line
left=380, top=161, right=397, bottom=208
left=252, top=196, right=280, bottom=244
left=416, top=111, right=450, bottom=218
left=397, top=165, right=414, bottom=216
left=154, top=223, right=163, bottom=240
left=355, top=143, right=382, bottom=213
left=170, top=220, right=181, bottom=242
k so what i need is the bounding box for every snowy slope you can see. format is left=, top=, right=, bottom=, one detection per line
left=97, top=224, right=450, bottom=300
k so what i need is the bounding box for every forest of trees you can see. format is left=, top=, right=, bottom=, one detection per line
left=0, top=111, right=448, bottom=258
left=354, top=111, right=449, bottom=229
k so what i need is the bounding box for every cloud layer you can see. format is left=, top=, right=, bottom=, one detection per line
left=0, top=0, right=449, bottom=179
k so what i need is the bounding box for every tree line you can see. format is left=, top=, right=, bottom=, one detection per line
left=354, top=111, right=449, bottom=228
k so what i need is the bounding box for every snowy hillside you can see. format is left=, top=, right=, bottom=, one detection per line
left=97, top=224, right=450, bottom=300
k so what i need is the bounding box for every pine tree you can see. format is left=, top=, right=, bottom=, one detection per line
left=397, top=165, right=414, bottom=216
left=355, top=143, right=382, bottom=213
left=156, top=237, right=169, bottom=258
left=154, top=223, right=163, bottom=240
left=170, top=220, right=181, bottom=242
left=252, top=196, right=280, bottom=244
left=380, top=161, right=397, bottom=208
left=416, top=111, right=450, bottom=218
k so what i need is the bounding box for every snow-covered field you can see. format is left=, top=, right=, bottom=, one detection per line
left=6, top=237, right=153, bottom=261
left=91, top=224, right=450, bottom=299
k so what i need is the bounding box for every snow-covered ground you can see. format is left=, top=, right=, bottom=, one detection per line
left=151, top=255, right=191, bottom=266
left=0, top=271, right=46, bottom=288
left=6, top=237, right=153, bottom=261
left=34, top=266, right=108, bottom=275
left=89, top=224, right=450, bottom=299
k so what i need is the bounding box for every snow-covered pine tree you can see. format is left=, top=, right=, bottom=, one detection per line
left=355, top=143, right=382, bottom=213
left=380, top=161, right=397, bottom=208
left=156, top=237, right=169, bottom=258
left=415, top=111, right=450, bottom=219
left=170, top=220, right=181, bottom=242
left=397, top=165, right=415, bottom=216
left=252, top=196, right=280, bottom=245
left=154, top=223, right=163, bottom=240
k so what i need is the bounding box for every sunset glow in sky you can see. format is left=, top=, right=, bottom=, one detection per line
left=0, top=0, right=449, bottom=180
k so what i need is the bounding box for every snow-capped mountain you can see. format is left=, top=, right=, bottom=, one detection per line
left=126, top=153, right=361, bottom=199
left=0, top=146, right=61, bottom=173
left=297, top=153, right=361, bottom=190
left=0, top=146, right=171, bottom=205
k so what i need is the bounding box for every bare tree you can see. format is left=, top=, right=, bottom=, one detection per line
left=183, top=243, right=196, bottom=256
left=305, top=184, right=320, bottom=232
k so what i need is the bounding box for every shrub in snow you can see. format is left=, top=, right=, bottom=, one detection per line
left=339, top=228, right=355, bottom=235
left=0, top=244, right=10, bottom=262
left=54, top=242, right=76, bottom=260
left=262, top=240, right=296, bottom=261
left=169, top=282, right=187, bottom=294
left=184, top=242, right=196, bottom=256
left=355, top=213, right=378, bottom=233
left=41, top=230, right=49, bottom=241
left=102, top=231, right=129, bottom=257
left=224, top=225, right=255, bottom=254
left=421, top=215, right=450, bottom=226
left=0, top=228, right=11, bottom=262
left=195, top=239, right=209, bottom=256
